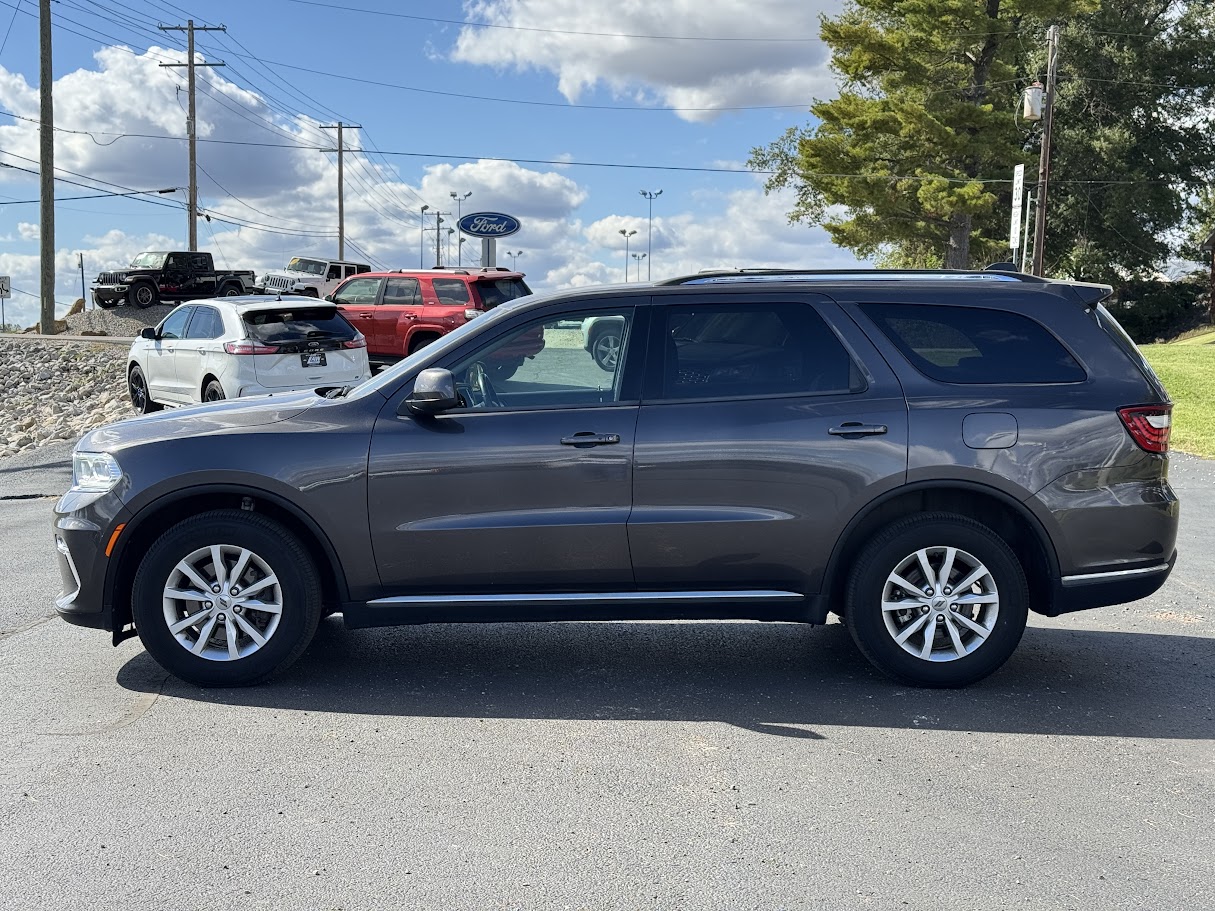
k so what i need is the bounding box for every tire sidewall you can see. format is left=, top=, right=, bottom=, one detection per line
left=203, top=379, right=226, bottom=402
left=131, top=511, right=321, bottom=686
left=129, top=283, right=158, bottom=309
left=591, top=329, right=621, bottom=369
left=128, top=365, right=160, bottom=413
left=845, top=516, right=1029, bottom=687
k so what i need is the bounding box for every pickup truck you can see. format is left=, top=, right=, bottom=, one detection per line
left=256, top=256, right=372, bottom=298
left=92, top=251, right=257, bottom=309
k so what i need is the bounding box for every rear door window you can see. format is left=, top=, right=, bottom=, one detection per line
left=861, top=303, right=1086, bottom=384
left=242, top=306, right=355, bottom=343
left=652, top=302, right=859, bottom=400
left=383, top=277, right=422, bottom=306
left=185, top=306, right=224, bottom=340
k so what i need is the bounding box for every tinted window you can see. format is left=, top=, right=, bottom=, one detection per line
left=185, top=306, right=224, bottom=339
left=433, top=279, right=471, bottom=305
left=158, top=307, right=192, bottom=340
left=242, top=306, right=355, bottom=342
left=862, top=303, right=1086, bottom=384
left=475, top=278, right=532, bottom=309
left=332, top=277, right=382, bottom=305
left=657, top=303, right=856, bottom=399
left=383, top=277, right=421, bottom=306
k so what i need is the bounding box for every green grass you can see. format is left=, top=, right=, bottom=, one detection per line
left=1141, top=344, right=1215, bottom=458
left=1170, top=327, right=1215, bottom=346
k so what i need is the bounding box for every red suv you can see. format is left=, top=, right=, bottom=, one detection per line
left=327, top=267, right=533, bottom=369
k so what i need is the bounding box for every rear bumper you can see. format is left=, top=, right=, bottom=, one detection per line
left=1047, top=550, right=1177, bottom=615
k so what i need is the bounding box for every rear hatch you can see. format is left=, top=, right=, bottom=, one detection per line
left=238, top=304, right=368, bottom=389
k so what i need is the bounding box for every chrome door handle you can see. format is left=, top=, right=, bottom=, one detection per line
left=828, top=422, right=888, bottom=436
left=560, top=432, right=621, bottom=446
left=358, top=312, right=373, bottom=318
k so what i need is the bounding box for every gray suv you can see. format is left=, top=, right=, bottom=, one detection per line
left=53, top=269, right=1179, bottom=688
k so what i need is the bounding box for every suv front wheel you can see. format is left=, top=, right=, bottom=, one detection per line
left=844, top=513, right=1028, bottom=687
left=131, top=510, right=323, bottom=687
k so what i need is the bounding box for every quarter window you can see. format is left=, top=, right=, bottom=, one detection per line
left=433, top=279, right=471, bottom=305
left=656, top=303, right=857, bottom=400
left=861, top=303, right=1086, bottom=384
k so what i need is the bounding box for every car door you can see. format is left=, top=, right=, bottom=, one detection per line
left=177, top=305, right=225, bottom=401
left=628, top=293, right=909, bottom=596
left=366, top=301, right=647, bottom=597
left=378, top=276, right=422, bottom=355
left=144, top=306, right=193, bottom=402
left=331, top=276, right=384, bottom=347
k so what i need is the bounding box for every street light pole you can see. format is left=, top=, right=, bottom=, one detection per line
left=618, top=228, right=636, bottom=282
left=419, top=204, right=430, bottom=268
left=639, top=189, right=661, bottom=281
left=506, top=250, right=523, bottom=270
left=632, top=252, right=646, bottom=282
left=450, top=191, right=471, bottom=265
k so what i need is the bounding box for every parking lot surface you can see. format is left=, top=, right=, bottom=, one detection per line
left=2, top=444, right=1212, bottom=910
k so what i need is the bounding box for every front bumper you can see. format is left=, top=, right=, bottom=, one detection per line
left=52, top=491, right=132, bottom=632
left=92, top=286, right=127, bottom=306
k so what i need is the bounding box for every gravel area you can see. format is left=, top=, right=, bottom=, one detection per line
left=0, top=339, right=132, bottom=459
left=0, top=305, right=183, bottom=459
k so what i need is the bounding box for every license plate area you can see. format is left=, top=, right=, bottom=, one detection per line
left=301, top=352, right=327, bottom=368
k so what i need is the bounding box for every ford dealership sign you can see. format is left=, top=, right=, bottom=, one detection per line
left=459, top=212, right=520, bottom=238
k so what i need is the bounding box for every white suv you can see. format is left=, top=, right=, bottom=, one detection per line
left=126, top=297, right=371, bottom=412
left=257, top=257, right=372, bottom=299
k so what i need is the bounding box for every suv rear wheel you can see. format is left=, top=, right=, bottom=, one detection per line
left=844, top=513, right=1028, bottom=687
left=131, top=510, right=323, bottom=687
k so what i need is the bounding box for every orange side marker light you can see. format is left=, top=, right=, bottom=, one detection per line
left=105, top=524, right=126, bottom=557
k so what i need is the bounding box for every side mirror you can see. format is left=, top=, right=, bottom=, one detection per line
left=140, top=326, right=158, bottom=340
left=323, top=293, right=335, bottom=302
left=403, top=368, right=460, bottom=415
left=464, top=308, right=480, bottom=321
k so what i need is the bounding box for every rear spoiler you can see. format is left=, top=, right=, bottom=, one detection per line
left=1064, top=281, right=1113, bottom=307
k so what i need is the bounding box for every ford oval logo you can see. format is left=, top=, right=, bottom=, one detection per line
left=458, top=212, right=521, bottom=238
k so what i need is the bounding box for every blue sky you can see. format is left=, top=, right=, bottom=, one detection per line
left=0, top=0, right=860, bottom=327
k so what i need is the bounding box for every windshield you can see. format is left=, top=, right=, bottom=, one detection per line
left=129, top=252, right=167, bottom=269
left=286, top=258, right=327, bottom=276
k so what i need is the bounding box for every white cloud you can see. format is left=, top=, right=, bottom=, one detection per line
left=17, top=222, right=38, bottom=241
left=452, top=0, right=836, bottom=122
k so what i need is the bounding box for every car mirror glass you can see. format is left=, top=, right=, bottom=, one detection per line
left=140, top=326, right=158, bottom=340
left=403, top=368, right=460, bottom=415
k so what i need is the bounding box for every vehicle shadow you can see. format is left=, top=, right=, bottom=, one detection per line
left=116, top=619, right=1215, bottom=740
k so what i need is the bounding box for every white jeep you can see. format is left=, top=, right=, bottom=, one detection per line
left=257, top=257, right=372, bottom=298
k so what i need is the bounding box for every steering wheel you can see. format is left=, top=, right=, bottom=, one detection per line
left=465, top=361, right=503, bottom=409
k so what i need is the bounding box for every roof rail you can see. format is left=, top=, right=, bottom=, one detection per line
left=658, top=268, right=1051, bottom=286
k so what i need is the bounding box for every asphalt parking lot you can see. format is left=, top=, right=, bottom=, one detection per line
left=1, top=443, right=1212, bottom=910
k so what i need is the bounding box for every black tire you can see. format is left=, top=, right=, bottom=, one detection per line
left=128, top=364, right=163, bottom=414
left=302, top=287, right=319, bottom=298
left=844, top=512, right=1029, bottom=688
left=202, top=379, right=226, bottom=402
left=590, top=328, right=623, bottom=370
left=408, top=334, right=439, bottom=355
left=128, top=282, right=159, bottom=309
left=131, top=510, right=322, bottom=687
left=220, top=283, right=242, bottom=297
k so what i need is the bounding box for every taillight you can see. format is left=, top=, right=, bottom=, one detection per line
left=1117, top=404, right=1172, bottom=453
left=342, top=334, right=367, bottom=349
left=224, top=340, right=279, bottom=355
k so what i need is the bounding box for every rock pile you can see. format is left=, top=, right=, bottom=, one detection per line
left=64, top=303, right=175, bottom=337
left=0, top=340, right=132, bottom=458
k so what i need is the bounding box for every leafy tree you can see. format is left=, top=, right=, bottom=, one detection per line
left=751, top=0, right=1095, bottom=268
left=1041, top=1, right=1215, bottom=280
left=751, top=0, right=1215, bottom=275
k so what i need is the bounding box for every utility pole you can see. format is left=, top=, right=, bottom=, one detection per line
left=78, top=253, right=87, bottom=308
left=1030, top=25, right=1060, bottom=277
left=321, top=123, right=360, bottom=260
left=159, top=20, right=226, bottom=253
left=39, top=0, right=54, bottom=333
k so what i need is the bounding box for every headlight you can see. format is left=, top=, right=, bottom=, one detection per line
left=71, top=452, right=122, bottom=492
